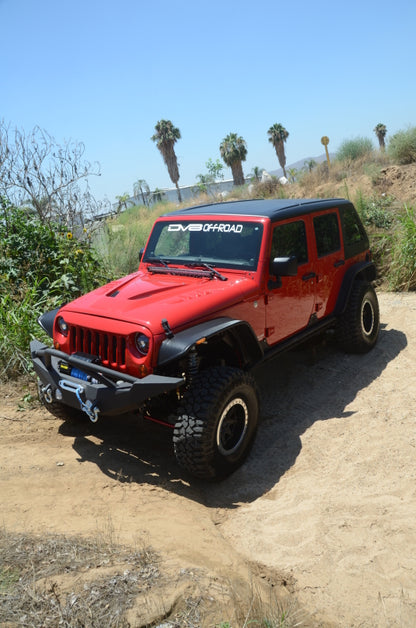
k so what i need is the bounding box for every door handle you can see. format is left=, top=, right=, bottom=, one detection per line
left=302, top=272, right=316, bottom=281
left=334, top=259, right=345, bottom=267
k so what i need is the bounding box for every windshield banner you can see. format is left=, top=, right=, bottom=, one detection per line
left=168, top=223, right=243, bottom=233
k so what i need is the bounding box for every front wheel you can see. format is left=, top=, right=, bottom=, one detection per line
left=337, top=281, right=380, bottom=353
left=173, top=367, right=259, bottom=480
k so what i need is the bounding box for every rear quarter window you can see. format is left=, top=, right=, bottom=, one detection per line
left=313, top=212, right=341, bottom=257
left=339, top=204, right=369, bottom=258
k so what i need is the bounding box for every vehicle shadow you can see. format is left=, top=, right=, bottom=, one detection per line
left=203, top=324, right=407, bottom=508
left=60, top=412, right=198, bottom=498
left=59, top=325, right=407, bottom=506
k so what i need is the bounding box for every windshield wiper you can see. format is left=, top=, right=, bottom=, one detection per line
left=145, top=256, right=170, bottom=267
left=185, top=262, right=227, bottom=281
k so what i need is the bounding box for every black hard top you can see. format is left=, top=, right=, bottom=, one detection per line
left=165, top=198, right=352, bottom=222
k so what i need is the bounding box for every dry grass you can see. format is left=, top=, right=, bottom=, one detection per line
left=0, top=527, right=159, bottom=627
left=0, top=526, right=304, bottom=628
left=218, top=585, right=306, bottom=628
left=295, top=152, right=392, bottom=198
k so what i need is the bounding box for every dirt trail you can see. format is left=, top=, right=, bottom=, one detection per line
left=1, top=292, right=415, bottom=626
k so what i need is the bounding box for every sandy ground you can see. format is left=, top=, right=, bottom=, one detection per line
left=1, top=291, right=415, bottom=626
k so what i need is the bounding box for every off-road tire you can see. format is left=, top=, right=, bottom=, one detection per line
left=173, top=366, right=259, bottom=480
left=37, top=380, right=84, bottom=422
left=337, top=281, right=380, bottom=353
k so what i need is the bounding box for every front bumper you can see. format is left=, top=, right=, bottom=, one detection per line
left=31, top=340, right=184, bottom=418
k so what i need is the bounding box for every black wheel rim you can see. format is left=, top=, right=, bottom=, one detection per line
left=216, top=397, right=249, bottom=456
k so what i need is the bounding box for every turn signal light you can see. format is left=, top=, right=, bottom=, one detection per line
left=138, top=364, right=149, bottom=377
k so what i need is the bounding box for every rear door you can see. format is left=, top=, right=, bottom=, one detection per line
left=265, top=217, right=316, bottom=343
left=311, top=209, right=345, bottom=317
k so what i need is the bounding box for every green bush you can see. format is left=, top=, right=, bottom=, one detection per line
left=336, top=137, right=374, bottom=162
left=353, top=192, right=394, bottom=229
left=0, top=198, right=107, bottom=302
left=0, top=283, right=54, bottom=377
left=0, top=198, right=109, bottom=378
left=389, top=205, right=416, bottom=290
left=388, top=126, right=416, bottom=164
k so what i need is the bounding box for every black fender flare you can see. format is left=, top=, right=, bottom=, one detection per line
left=334, top=261, right=377, bottom=316
left=38, top=307, right=62, bottom=338
left=157, top=317, right=263, bottom=369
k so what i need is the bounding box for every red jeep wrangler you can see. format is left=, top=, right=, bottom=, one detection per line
left=31, top=198, right=379, bottom=479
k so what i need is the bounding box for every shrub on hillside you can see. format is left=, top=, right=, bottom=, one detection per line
left=0, top=198, right=109, bottom=378
left=389, top=205, right=416, bottom=290
left=0, top=198, right=106, bottom=302
left=354, top=192, right=395, bottom=229
left=336, top=137, right=374, bottom=162
left=0, top=285, right=53, bottom=377
left=250, top=178, right=287, bottom=199
left=388, top=126, right=416, bottom=165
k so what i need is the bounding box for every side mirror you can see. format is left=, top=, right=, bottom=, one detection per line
left=139, top=247, right=145, bottom=262
left=270, top=255, right=298, bottom=277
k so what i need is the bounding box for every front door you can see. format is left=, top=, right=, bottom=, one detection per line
left=265, top=218, right=316, bottom=344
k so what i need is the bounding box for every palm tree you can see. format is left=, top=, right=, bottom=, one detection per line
left=133, top=178, right=150, bottom=207
left=304, top=158, right=317, bottom=172
left=287, top=167, right=298, bottom=183
left=115, top=192, right=130, bottom=214
left=249, top=166, right=263, bottom=181
left=268, top=123, right=289, bottom=178
left=151, top=120, right=182, bottom=203
left=374, top=123, right=387, bottom=151
left=219, top=133, right=247, bottom=186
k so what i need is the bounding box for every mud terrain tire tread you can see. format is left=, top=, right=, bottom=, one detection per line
left=173, top=367, right=259, bottom=480
left=337, top=280, right=380, bottom=354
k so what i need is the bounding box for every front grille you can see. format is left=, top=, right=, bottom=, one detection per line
left=69, top=325, right=127, bottom=369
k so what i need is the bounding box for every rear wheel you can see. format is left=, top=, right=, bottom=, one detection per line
left=173, top=367, right=259, bottom=480
left=337, top=281, right=380, bottom=353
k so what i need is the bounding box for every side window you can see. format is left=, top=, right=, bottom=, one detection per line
left=313, top=213, right=340, bottom=257
left=340, top=205, right=369, bottom=258
left=271, top=220, right=308, bottom=265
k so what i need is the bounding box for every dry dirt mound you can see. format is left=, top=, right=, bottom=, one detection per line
left=376, top=163, right=416, bottom=205
left=1, top=292, right=416, bottom=626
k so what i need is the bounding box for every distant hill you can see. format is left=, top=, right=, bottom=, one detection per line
left=268, top=153, right=335, bottom=178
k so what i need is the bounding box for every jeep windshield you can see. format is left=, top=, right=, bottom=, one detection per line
left=143, top=220, right=263, bottom=271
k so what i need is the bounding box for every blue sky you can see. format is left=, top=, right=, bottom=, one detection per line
left=1, top=0, right=415, bottom=203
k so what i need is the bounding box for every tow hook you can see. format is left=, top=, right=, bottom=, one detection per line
left=58, top=380, right=100, bottom=423
left=40, top=384, right=53, bottom=404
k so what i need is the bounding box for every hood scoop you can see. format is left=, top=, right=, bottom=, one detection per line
left=128, top=283, right=185, bottom=300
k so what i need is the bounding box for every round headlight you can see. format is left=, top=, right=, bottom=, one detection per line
left=135, top=333, right=149, bottom=355
left=57, top=316, right=68, bottom=336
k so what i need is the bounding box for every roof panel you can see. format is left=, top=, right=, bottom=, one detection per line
left=164, top=198, right=351, bottom=222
